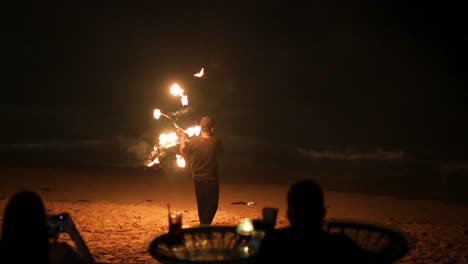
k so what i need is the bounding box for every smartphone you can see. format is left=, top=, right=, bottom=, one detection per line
left=48, top=214, right=65, bottom=233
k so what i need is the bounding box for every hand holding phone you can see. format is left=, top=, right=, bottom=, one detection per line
left=48, top=213, right=66, bottom=234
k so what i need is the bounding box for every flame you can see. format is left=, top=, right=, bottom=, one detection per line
left=153, top=109, right=162, bottom=119
left=148, top=78, right=201, bottom=169
left=146, top=147, right=160, bottom=167
left=184, top=125, right=201, bottom=137
left=146, top=125, right=200, bottom=168
left=181, top=95, right=188, bottom=106
left=236, top=218, right=254, bottom=236
left=193, top=67, right=204, bottom=78
left=176, top=154, right=186, bottom=167
left=170, top=83, right=184, bottom=97
left=170, top=83, right=189, bottom=106
left=159, top=132, right=179, bottom=148
left=147, top=157, right=160, bottom=167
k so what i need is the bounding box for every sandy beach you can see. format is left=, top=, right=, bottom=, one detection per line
left=2, top=1, right=467, bottom=263
left=0, top=167, right=467, bottom=263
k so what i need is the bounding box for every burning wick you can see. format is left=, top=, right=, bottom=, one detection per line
left=170, top=83, right=188, bottom=106
left=169, top=83, right=183, bottom=97
left=193, top=67, right=204, bottom=78
left=153, top=109, right=170, bottom=120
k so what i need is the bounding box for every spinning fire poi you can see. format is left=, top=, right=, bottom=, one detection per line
left=193, top=67, right=204, bottom=78
left=146, top=70, right=205, bottom=169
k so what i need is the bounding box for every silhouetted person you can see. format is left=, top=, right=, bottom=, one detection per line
left=256, top=179, right=368, bottom=263
left=178, top=116, right=224, bottom=225
left=1, top=190, right=49, bottom=264
left=0, top=190, right=95, bottom=264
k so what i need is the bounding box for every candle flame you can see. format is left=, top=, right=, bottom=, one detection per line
left=236, top=218, right=254, bottom=236
left=193, top=67, right=204, bottom=78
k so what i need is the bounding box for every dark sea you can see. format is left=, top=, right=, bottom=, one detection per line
left=0, top=135, right=466, bottom=205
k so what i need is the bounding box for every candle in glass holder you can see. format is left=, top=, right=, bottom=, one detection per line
left=236, top=218, right=254, bottom=236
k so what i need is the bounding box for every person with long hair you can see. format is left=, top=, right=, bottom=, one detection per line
left=0, top=190, right=95, bottom=264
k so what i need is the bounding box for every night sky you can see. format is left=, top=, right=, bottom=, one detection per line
left=1, top=3, right=467, bottom=160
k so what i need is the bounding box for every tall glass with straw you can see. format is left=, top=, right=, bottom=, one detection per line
left=167, top=203, right=184, bottom=246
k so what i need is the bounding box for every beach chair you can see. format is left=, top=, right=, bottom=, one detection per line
left=323, top=219, right=410, bottom=264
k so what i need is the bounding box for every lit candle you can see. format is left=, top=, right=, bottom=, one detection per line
left=236, top=218, right=254, bottom=236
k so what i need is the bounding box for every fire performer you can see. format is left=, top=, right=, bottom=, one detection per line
left=177, top=116, right=223, bottom=225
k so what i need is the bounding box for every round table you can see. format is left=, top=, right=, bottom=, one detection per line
left=149, top=225, right=259, bottom=264
left=324, top=219, right=410, bottom=264
left=149, top=220, right=409, bottom=264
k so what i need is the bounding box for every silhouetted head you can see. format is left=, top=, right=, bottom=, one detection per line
left=287, top=179, right=326, bottom=228
left=1, top=191, right=50, bottom=263
left=200, top=116, right=215, bottom=133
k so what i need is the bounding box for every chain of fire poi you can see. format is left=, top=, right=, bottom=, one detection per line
left=146, top=68, right=205, bottom=169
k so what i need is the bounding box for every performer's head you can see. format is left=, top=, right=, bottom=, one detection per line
left=200, top=116, right=215, bottom=134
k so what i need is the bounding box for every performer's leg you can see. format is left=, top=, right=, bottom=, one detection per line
left=203, top=180, right=219, bottom=224
left=194, top=180, right=219, bottom=225
left=194, top=181, right=209, bottom=224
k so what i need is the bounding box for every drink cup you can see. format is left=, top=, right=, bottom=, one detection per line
left=262, top=207, right=278, bottom=229
left=168, top=211, right=184, bottom=246
left=169, top=211, right=183, bottom=235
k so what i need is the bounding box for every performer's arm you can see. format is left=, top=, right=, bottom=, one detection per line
left=178, top=129, right=188, bottom=157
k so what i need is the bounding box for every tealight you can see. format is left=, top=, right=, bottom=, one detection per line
left=236, top=218, right=254, bottom=236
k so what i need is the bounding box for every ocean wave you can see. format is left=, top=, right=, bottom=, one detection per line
left=223, top=136, right=406, bottom=161
left=439, top=162, right=468, bottom=172
left=0, top=136, right=414, bottom=166
left=296, top=147, right=406, bottom=161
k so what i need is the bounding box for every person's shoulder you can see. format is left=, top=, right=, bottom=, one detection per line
left=187, top=136, right=201, bottom=143
left=325, top=233, right=369, bottom=262
left=327, top=232, right=357, bottom=245
left=258, top=228, right=293, bottom=252
left=263, top=227, right=295, bottom=241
